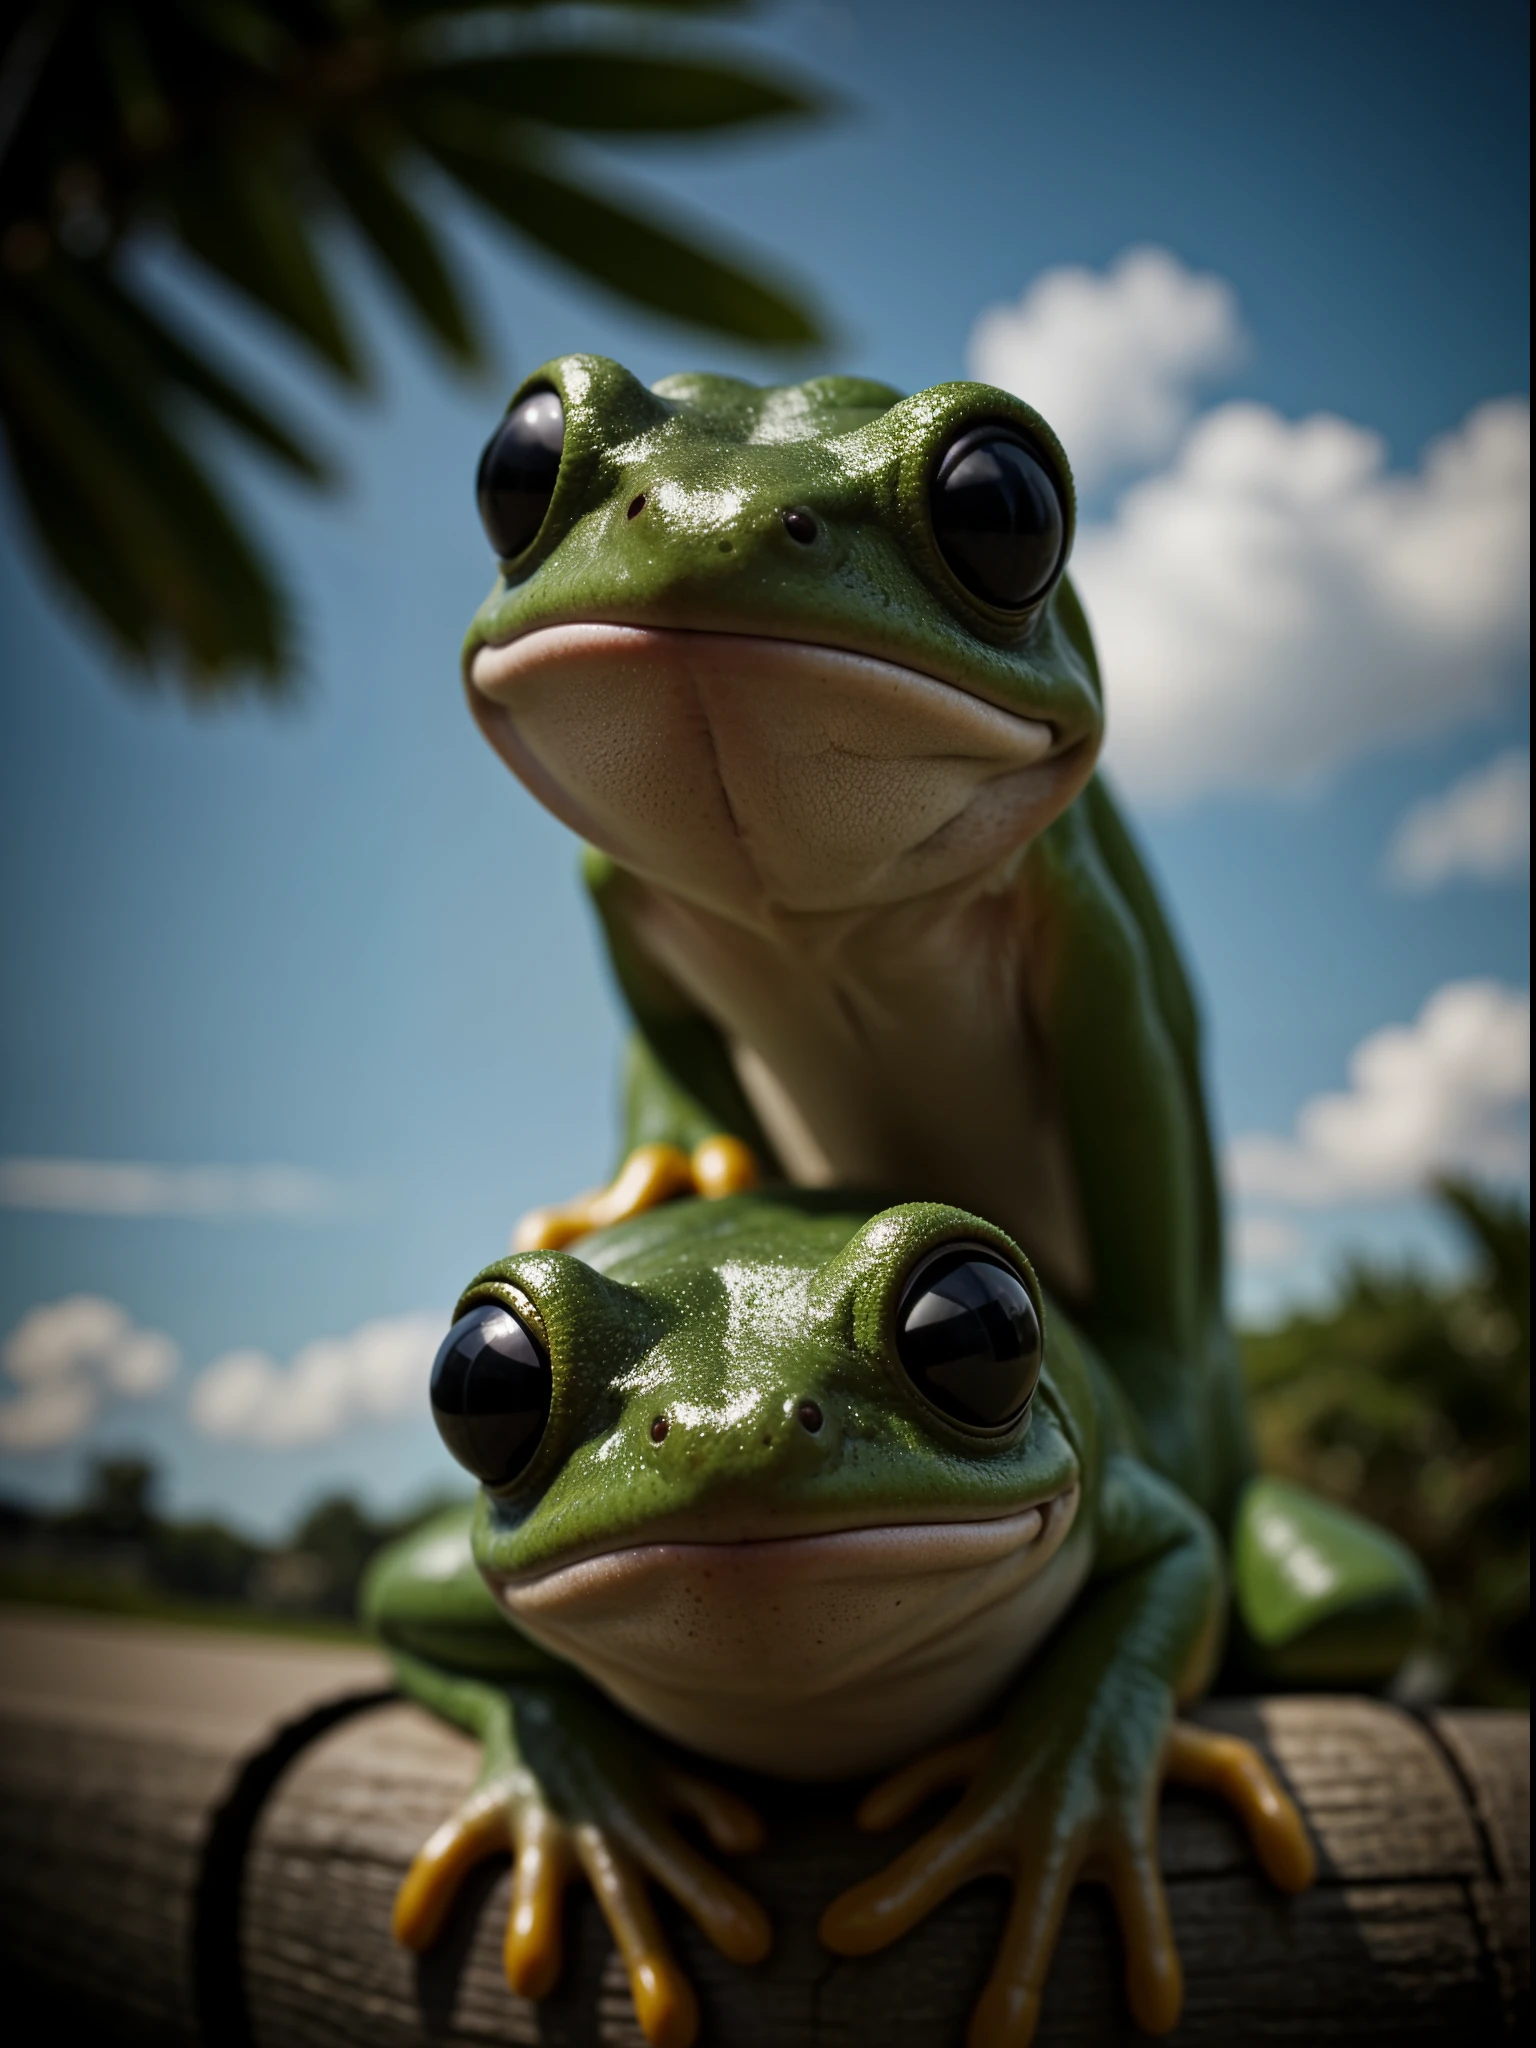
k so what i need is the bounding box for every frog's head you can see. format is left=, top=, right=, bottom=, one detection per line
left=463, top=358, right=1102, bottom=923
left=430, top=1191, right=1099, bottom=1778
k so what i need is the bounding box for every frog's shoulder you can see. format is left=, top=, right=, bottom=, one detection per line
left=648, top=371, right=905, bottom=444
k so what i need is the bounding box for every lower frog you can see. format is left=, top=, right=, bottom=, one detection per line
left=366, top=1189, right=1426, bottom=2046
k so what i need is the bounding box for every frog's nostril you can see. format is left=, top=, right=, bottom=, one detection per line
left=797, top=1399, right=824, bottom=1434
left=782, top=509, right=817, bottom=545
left=627, top=493, right=646, bottom=520
left=650, top=1415, right=670, bottom=1444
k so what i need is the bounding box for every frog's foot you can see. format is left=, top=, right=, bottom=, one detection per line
left=1231, top=1476, right=1431, bottom=1684
left=819, top=1717, right=1314, bottom=2048
left=392, top=1761, right=769, bottom=2048
left=512, top=1136, right=761, bottom=1252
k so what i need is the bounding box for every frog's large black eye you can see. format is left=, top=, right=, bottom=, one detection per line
left=430, top=1301, right=551, bottom=1488
left=476, top=389, right=564, bottom=559
left=894, top=1244, right=1042, bottom=1429
left=930, top=425, right=1066, bottom=610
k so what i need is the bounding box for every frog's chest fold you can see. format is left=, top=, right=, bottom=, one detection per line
left=631, top=879, right=1094, bottom=1305
left=468, top=623, right=1073, bottom=919
left=471, top=619, right=1095, bottom=1299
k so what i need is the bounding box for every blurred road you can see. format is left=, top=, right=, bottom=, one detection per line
left=0, top=1605, right=390, bottom=1745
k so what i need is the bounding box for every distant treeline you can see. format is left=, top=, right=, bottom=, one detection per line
left=0, top=1459, right=457, bottom=1636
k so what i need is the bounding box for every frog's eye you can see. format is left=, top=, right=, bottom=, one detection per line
left=894, top=1244, right=1042, bottom=1429
left=930, top=425, right=1066, bottom=610
left=430, top=1301, right=551, bottom=1488
left=476, top=389, right=564, bottom=560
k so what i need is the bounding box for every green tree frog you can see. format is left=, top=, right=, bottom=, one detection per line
left=367, top=1188, right=1417, bottom=2047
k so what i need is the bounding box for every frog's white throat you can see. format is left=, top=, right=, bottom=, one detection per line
left=490, top=1485, right=1086, bottom=1781
left=468, top=624, right=1071, bottom=922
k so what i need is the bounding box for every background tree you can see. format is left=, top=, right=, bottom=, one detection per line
left=1244, top=1180, right=1530, bottom=1706
left=0, top=0, right=826, bottom=699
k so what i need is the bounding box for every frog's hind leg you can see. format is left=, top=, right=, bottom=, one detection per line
left=1230, top=1477, right=1432, bottom=1685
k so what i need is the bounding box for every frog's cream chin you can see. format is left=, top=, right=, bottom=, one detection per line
left=490, top=1483, right=1086, bottom=1780
left=467, top=623, right=1079, bottom=923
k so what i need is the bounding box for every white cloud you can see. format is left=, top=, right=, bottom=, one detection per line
left=1230, top=1214, right=1303, bottom=1268
left=190, top=1313, right=442, bottom=1448
left=0, top=1296, right=179, bottom=1451
left=0, top=1157, right=349, bottom=1220
left=1077, top=396, right=1530, bottom=806
left=1228, top=980, right=1530, bottom=1207
left=967, top=246, right=1247, bottom=494
left=1384, top=749, right=1530, bottom=890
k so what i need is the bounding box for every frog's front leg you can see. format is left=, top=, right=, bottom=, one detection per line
left=820, top=1459, right=1314, bottom=2047
left=512, top=1132, right=759, bottom=1251
left=390, top=1654, right=770, bottom=2048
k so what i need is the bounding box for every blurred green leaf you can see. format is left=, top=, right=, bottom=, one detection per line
left=165, top=146, right=364, bottom=381
left=319, top=127, right=479, bottom=362
left=432, top=52, right=822, bottom=132
left=0, top=2, right=830, bottom=699
left=2, top=267, right=290, bottom=682
left=380, top=1, right=749, bottom=15
left=47, top=258, right=327, bottom=482
left=6, top=408, right=158, bottom=660
left=419, top=112, right=821, bottom=341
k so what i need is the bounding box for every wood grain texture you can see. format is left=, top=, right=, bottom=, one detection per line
left=0, top=1712, right=227, bottom=2047
left=242, top=1695, right=1525, bottom=2047
left=0, top=1606, right=388, bottom=2047
left=0, top=1608, right=1526, bottom=2047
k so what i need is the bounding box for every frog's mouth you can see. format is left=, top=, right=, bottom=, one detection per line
left=467, top=624, right=1090, bottom=921
left=487, top=1482, right=1086, bottom=1780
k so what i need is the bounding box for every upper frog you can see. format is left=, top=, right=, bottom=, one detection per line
left=463, top=359, right=1103, bottom=906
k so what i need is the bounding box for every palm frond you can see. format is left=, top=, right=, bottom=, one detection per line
left=2, top=268, right=291, bottom=684
left=418, top=114, right=821, bottom=342
left=0, top=2, right=830, bottom=699
left=164, top=146, right=363, bottom=381
left=318, top=127, right=479, bottom=363
left=428, top=52, right=822, bottom=133
left=43, top=259, right=327, bottom=481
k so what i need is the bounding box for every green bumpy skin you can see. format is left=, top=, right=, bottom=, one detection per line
left=367, top=1192, right=1374, bottom=2047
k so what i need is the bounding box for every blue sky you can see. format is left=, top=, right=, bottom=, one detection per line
left=0, top=0, right=1528, bottom=1534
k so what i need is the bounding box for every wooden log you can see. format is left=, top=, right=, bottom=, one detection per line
left=0, top=1606, right=1527, bottom=2045
left=0, top=1608, right=390, bottom=2047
